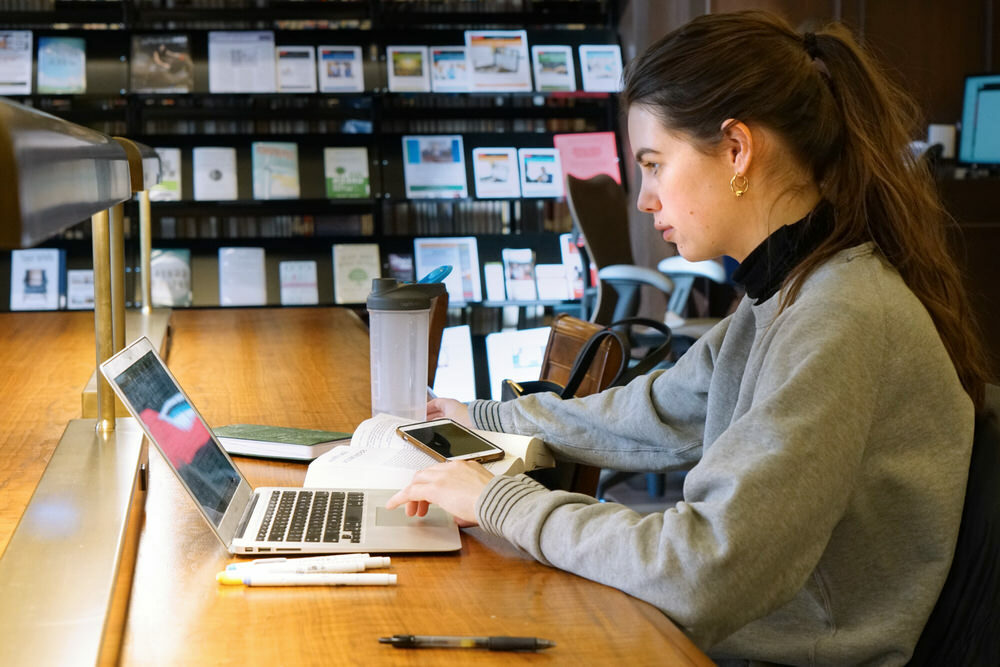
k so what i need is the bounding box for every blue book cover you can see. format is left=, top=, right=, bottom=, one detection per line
left=37, top=36, right=86, bottom=94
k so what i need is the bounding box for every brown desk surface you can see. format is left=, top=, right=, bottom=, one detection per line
left=1, top=308, right=712, bottom=666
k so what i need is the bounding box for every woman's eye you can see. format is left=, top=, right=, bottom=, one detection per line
left=642, top=162, right=660, bottom=175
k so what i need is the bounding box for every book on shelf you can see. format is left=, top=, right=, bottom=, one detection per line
left=579, top=43, right=623, bottom=93
left=559, top=232, right=585, bottom=300
left=553, top=131, right=621, bottom=184
left=214, top=423, right=352, bottom=462
left=530, top=44, right=576, bottom=92
left=465, top=29, right=532, bottom=92
left=386, top=45, right=430, bottom=92
left=317, top=45, right=364, bottom=92
left=150, top=248, right=193, bottom=307
left=413, top=236, right=482, bottom=305
left=518, top=147, right=564, bottom=198
left=278, top=260, right=319, bottom=306
left=149, top=147, right=182, bottom=202
left=534, top=263, right=572, bottom=301
left=303, top=412, right=554, bottom=490
left=332, top=242, right=381, bottom=304
left=66, top=269, right=94, bottom=310
left=386, top=252, right=415, bottom=282
left=275, top=44, right=317, bottom=93
left=429, top=45, right=469, bottom=93
left=402, top=134, right=468, bottom=199
left=485, top=326, right=552, bottom=400
left=323, top=146, right=370, bottom=199
left=208, top=31, right=276, bottom=93
left=501, top=247, right=538, bottom=301
left=483, top=261, right=506, bottom=301
left=37, top=36, right=86, bottom=94
left=252, top=141, right=300, bottom=200
left=9, top=248, right=66, bottom=311
left=0, top=30, right=33, bottom=95
left=130, top=34, right=193, bottom=93
left=193, top=147, right=238, bottom=201
left=471, top=146, right=521, bottom=199
left=218, top=247, right=266, bottom=307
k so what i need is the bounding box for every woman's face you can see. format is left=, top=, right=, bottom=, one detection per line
left=628, top=106, right=752, bottom=262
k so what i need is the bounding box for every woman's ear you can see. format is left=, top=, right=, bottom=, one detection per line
left=720, top=119, right=754, bottom=175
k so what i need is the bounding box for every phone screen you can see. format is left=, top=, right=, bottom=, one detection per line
left=401, top=421, right=500, bottom=460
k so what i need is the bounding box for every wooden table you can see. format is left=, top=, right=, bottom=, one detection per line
left=2, top=307, right=713, bottom=666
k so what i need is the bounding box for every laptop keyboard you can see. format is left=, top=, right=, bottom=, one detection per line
left=256, top=490, right=364, bottom=544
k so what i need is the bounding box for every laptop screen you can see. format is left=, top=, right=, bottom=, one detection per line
left=111, top=351, right=241, bottom=525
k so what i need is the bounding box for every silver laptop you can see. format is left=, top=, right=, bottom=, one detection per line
left=100, top=336, right=461, bottom=555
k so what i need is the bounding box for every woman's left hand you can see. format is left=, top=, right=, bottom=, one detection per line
left=386, top=460, right=494, bottom=527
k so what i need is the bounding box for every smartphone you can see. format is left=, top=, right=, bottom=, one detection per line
left=396, top=419, right=505, bottom=463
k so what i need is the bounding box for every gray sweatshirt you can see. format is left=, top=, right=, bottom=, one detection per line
left=468, top=245, right=974, bottom=666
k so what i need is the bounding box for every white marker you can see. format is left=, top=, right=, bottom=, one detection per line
left=217, top=572, right=398, bottom=587
left=230, top=556, right=391, bottom=575
left=227, top=553, right=378, bottom=571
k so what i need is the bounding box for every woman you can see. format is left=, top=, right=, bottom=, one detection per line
left=387, top=11, right=990, bottom=664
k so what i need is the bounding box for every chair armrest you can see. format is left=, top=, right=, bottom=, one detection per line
left=657, top=256, right=728, bottom=283
left=598, top=264, right=674, bottom=295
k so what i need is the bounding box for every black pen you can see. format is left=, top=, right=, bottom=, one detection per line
left=379, top=634, right=556, bottom=651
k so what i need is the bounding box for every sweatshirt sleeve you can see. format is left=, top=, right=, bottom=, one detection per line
left=473, top=297, right=886, bottom=649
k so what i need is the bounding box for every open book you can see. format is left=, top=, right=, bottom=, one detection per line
left=304, top=413, right=553, bottom=490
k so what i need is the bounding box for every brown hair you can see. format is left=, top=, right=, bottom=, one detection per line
left=622, top=10, right=990, bottom=409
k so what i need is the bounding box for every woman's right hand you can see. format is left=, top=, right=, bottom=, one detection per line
left=426, top=398, right=473, bottom=428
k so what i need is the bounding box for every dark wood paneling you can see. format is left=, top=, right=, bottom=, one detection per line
left=710, top=0, right=839, bottom=27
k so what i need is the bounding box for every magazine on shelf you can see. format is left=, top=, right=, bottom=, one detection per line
left=149, top=147, right=182, bottom=202
left=37, top=36, right=86, bottom=94
left=130, top=34, right=193, bottom=93
left=0, top=30, right=33, bottom=95
left=150, top=248, right=193, bottom=307
left=279, top=260, right=319, bottom=306
left=386, top=45, right=430, bottom=92
left=192, top=147, right=238, bottom=201
left=208, top=31, right=276, bottom=93
left=66, top=269, right=94, bottom=310
left=471, top=147, right=521, bottom=199
left=332, top=243, right=381, bottom=304
left=485, top=327, right=552, bottom=400
left=9, top=248, right=66, bottom=311
left=252, top=141, right=300, bottom=200
left=429, top=45, right=469, bottom=92
left=579, top=43, right=623, bottom=93
left=413, top=236, right=482, bottom=305
left=323, top=146, right=370, bottom=198
left=317, top=45, right=364, bottom=92
left=530, top=44, right=576, bottom=92
left=501, top=247, right=538, bottom=301
left=275, top=45, right=317, bottom=93
left=465, top=29, right=532, bottom=92
left=402, top=135, right=468, bottom=199
left=218, top=247, right=266, bottom=307
left=534, top=263, right=572, bottom=301
left=483, top=261, right=506, bottom=301
left=387, top=252, right=415, bottom=282
left=303, top=412, right=553, bottom=489
left=559, top=232, right=585, bottom=300
left=553, top=131, right=621, bottom=183
left=518, top=147, right=564, bottom=198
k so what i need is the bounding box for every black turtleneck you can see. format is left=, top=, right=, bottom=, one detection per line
left=731, top=202, right=834, bottom=304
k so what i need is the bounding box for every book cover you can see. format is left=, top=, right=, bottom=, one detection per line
left=66, top=269, right=94, bottom=310
left=332, top=243, right=381, bottom=304
left=214, top=423, right=351, bottom=461
left=501, top=247, right=538, bottom=301
left=387, top=252, right=414, bottom=282
left=386, top=45, right=430, bottom=92
left=534, top=263, right=571, bottom=301
left=465, top=30, right=532, bottom=92
left=430, top=45, right=469, bottom=93
left=317, top=45, right=364, bottom=93
left=471, top=147, right=520, bottom=199
left=37, top=36, right=86, bottom=94
left=402, top=135, right=468, bottom=199
left=208, top=31, right=276, bottom=93
left=9, top=248, right=65, bottom=311
left=193, top=147, right=238, bottom=201
left=483, top=261, right=506, bottom=302
left=553, top=131, right=621, bottom=183
left=276, top=45, right=316, bottom=93
left=559, top=232, right=585, bottom=300
left=323, top=147, right=370, bottom=199
left=0, top=30, right=33, bottom=95
left=579, top=43, right=623, bottom=93
left=413, top=237, right=482, bottom=305
left=150, top=248, right=192, bottom=307
left=252, top=141, right=300, bottom=200
left=531, top=44, right=576, bottom=92
left=484, top=327, right=552, bottom=401
left=149, top=147, right=182, bottom=202
left=130, top=34, right=193, bottom=93
left=279, top=260, right=318, bottom=306
left=218, top=247, right=266, bottom=307
left=518, top=147, right=564, bottom=198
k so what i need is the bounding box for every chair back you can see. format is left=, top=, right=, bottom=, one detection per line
left=908, top=384, right=1000, bottom=665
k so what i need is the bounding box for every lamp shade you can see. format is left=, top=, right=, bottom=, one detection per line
left=0, top=97, right=131, bottom=249
left=113, top=137, right=162, bottom=193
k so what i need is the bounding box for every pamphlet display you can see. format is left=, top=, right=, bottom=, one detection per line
left=276, top=45, right=317, bottom=93
left=413, top=236, right=482, bottom=305
left=317, top=45, right=364, bottom=93
left=149, top=147, right=182, bottom=201
left=323, top=146, right=370, bottom=198
left=66, top=269, right=94, bottom=310
left=402, top=135, right=468, bottom=199
left=471, top=147, right=521, bottom=199
left=465, top=30, right=532, bottom=92
left=208, top=31, right=276, bottom=93
left=279, top=260, right=319, bottom=306
left=518, top=147, right=564, bottom=198
left=0, top=30, right=33, bottom=95
left=150, top=248, right=193, bottom=307
left=37, top=36, right=86, bottom=94
left=559, top=232, right=585, bottom=299
left=501, top=248, right=538, bottom=301
left=218, top=247, right=267, bottom=306
left=386, top=45, right=430, bottom=92
left=430, top=46, right=469, bottom=93
left=193, top=147, right=238, bottom=201
left=553, top=131, right=621, bottom=183
left=9, top=248, right=66, bottom=311
left=332, top=243, right=381, bottom=304
left=534, top=263, right=571, bottom=301
left=130, top=34, right=193, bottom=93
left=252, top=141, right=300, bottom=200
left=530, top=45, right=575, bottom=92
left=579, top=43, right=623, bottom=93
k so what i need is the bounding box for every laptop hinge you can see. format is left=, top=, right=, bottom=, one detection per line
left=234, top=492, right=260, bottom=540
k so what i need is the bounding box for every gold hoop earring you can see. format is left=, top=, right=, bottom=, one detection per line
left=730, top=173, right=749, bottom=198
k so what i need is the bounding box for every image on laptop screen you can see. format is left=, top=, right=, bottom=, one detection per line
left=111, top=351, right=241, bottom=525
left=958, top=74, right=1000, bottom=165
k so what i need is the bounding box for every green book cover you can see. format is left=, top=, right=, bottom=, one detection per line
left=324, top=147, right=370, bottom=198
left=214, top=424, right=351, bottom=445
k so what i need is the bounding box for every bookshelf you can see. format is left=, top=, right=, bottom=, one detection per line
left=0, top=0, right=624, bottom=314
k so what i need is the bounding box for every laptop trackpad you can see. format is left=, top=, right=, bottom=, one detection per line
left=375, top=506, right=453, bottom=528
